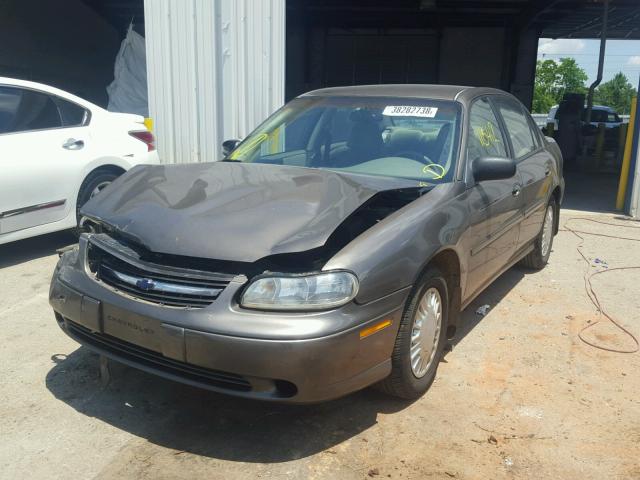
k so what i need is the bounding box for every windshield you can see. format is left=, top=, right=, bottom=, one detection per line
left=227, top=96, right=462, bottom=184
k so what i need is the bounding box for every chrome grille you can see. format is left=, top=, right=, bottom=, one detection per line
left=87, top=234, right=233, bottom=308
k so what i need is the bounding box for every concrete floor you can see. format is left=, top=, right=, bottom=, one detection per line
left=1, top=209, right=639, bottom=480
left=561, top=172, right=620, bottom=214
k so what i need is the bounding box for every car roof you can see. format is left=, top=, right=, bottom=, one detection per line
left=591, top=105, right=615, bottom=112
left=300, top=84, right=509, bottom=103
left=550, top=104, right=615, bottom=112
left=0, top=76, right=99, bottom=111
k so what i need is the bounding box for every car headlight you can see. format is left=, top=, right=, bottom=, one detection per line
left=240, top=271, right=359, bottom=311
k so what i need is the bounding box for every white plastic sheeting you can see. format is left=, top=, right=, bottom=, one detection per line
left=106, top=24, right=149, bottom=117
left=144, top=0, right=285, bottom=164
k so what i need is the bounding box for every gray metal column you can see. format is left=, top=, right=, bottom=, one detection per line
left=584, top=0, right=609, bottom=124
left=627, top=78, right=640, bottom=218
left=510, top=27, right=539, bottom=110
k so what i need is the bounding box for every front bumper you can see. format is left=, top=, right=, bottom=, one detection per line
left=50, top=239, right=410, bottom=403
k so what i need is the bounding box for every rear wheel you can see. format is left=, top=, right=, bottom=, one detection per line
left=377, top=268, right=448, bottom=399
left=520, top=198, right=556, bottom=270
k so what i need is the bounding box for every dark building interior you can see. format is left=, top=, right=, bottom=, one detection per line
left=285, top=0, right=640, bottom=107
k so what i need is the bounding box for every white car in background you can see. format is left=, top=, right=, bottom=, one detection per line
left=0, top=77, right=159, bottom=245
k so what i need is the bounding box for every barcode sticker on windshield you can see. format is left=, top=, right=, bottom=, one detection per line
left=382, top=106, right=438, bottom=118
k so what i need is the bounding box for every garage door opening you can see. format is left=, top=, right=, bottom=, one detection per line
left=533, top=37, right=639, bottom=213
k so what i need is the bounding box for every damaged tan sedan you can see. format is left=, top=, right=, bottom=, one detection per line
left=50, top=85, right=564, bottom=402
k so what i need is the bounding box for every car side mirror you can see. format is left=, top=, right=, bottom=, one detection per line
left=472, top=156, right=516, bottom=183
left=222, top=139, right=241, bottom=157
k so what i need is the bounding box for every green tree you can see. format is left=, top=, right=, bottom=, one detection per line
left=533, top=59, right=559, bottom=113
left=532, top=58, right=589, bottom=113
left=555, top=58, right=588, bottom=98
left=594, top=72, right=638, bottom=115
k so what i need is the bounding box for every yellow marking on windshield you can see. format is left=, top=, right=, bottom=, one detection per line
left=229, top=133, right=269, bottom=160
left=422, top=163, right=446, bottom=179
left=270, top=126, right=282, bottom=154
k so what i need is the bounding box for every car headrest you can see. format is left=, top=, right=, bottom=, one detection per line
left=347, top=109, right=383, bottom=154
left=385, top=128, right=427, bottom=152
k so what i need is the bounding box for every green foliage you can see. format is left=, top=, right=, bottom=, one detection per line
left=532, top=58, right=588, bottom=113
left=594, top=72, right=638, bottom=115
left=533, top=60, right=559, bottom=113
left=555, top=58, right=588, bottom=96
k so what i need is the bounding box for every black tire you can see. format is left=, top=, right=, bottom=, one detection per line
left=377, top=267, right=449, bottom=400
left=519, top=198, right=557, bottom=270
left=74, top=169, right=119, bottom=232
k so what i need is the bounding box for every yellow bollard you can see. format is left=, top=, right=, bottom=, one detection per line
left=617, top=123, right=628, bottom=166
left=616, top=97, right=637, bottom=210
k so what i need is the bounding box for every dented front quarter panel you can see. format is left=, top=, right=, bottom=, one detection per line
left=324, top=182, right=469, bottom=305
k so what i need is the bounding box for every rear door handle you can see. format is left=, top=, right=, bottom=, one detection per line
left=512, top=185, right=521, bottom=197
left=62, top=138, right=84, bottom=150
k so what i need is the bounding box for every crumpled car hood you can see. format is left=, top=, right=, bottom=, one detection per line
left=81, top=162, right=420, bottom=262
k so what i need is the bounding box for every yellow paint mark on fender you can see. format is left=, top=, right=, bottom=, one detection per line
left=360, top=319, right=393, bottom=339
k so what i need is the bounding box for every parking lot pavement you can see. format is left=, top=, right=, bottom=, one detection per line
left=1, top=211, right=639, bottom=480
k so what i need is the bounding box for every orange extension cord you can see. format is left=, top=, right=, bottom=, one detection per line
left=561, top=217, right=640, bottom=354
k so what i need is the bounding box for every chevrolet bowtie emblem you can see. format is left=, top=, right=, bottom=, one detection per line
left=136, top=278, right=156, bottom=291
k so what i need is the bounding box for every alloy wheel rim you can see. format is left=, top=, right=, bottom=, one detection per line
left=410, top=287, right=442, bottom=378
left=541, top=205, right=554, bottom=258
left=90, top=181, right=111, bottom=200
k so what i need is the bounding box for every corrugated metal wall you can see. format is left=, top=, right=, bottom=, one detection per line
left=144, top=0, right=285, bottom=164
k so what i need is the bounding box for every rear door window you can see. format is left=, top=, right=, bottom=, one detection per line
left=581, top=109, right=619, bottom=123
left=588, top=109, right=607, bottom=123
left=0, top=87, right=22, bottom=134
left=54, top=97, right=89, bottom=127
left=493, top=96, right=537, bottom=159
left=0, top=87, right=63, bottom=133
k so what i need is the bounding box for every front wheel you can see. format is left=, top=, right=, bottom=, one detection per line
left=520, top=198, right=556, bottom=270
left=376, top=268, right=448, bottom=399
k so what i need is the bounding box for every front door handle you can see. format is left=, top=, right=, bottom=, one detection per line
left=62, top=138, right=84, bottom=150
left=512, top=185, right=521, bottom=197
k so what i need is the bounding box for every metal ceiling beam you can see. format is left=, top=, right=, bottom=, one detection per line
left=517, top=0, right=562, bottom=30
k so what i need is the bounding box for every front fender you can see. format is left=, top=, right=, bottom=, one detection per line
left=324, top=183, right=468, bottom=304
